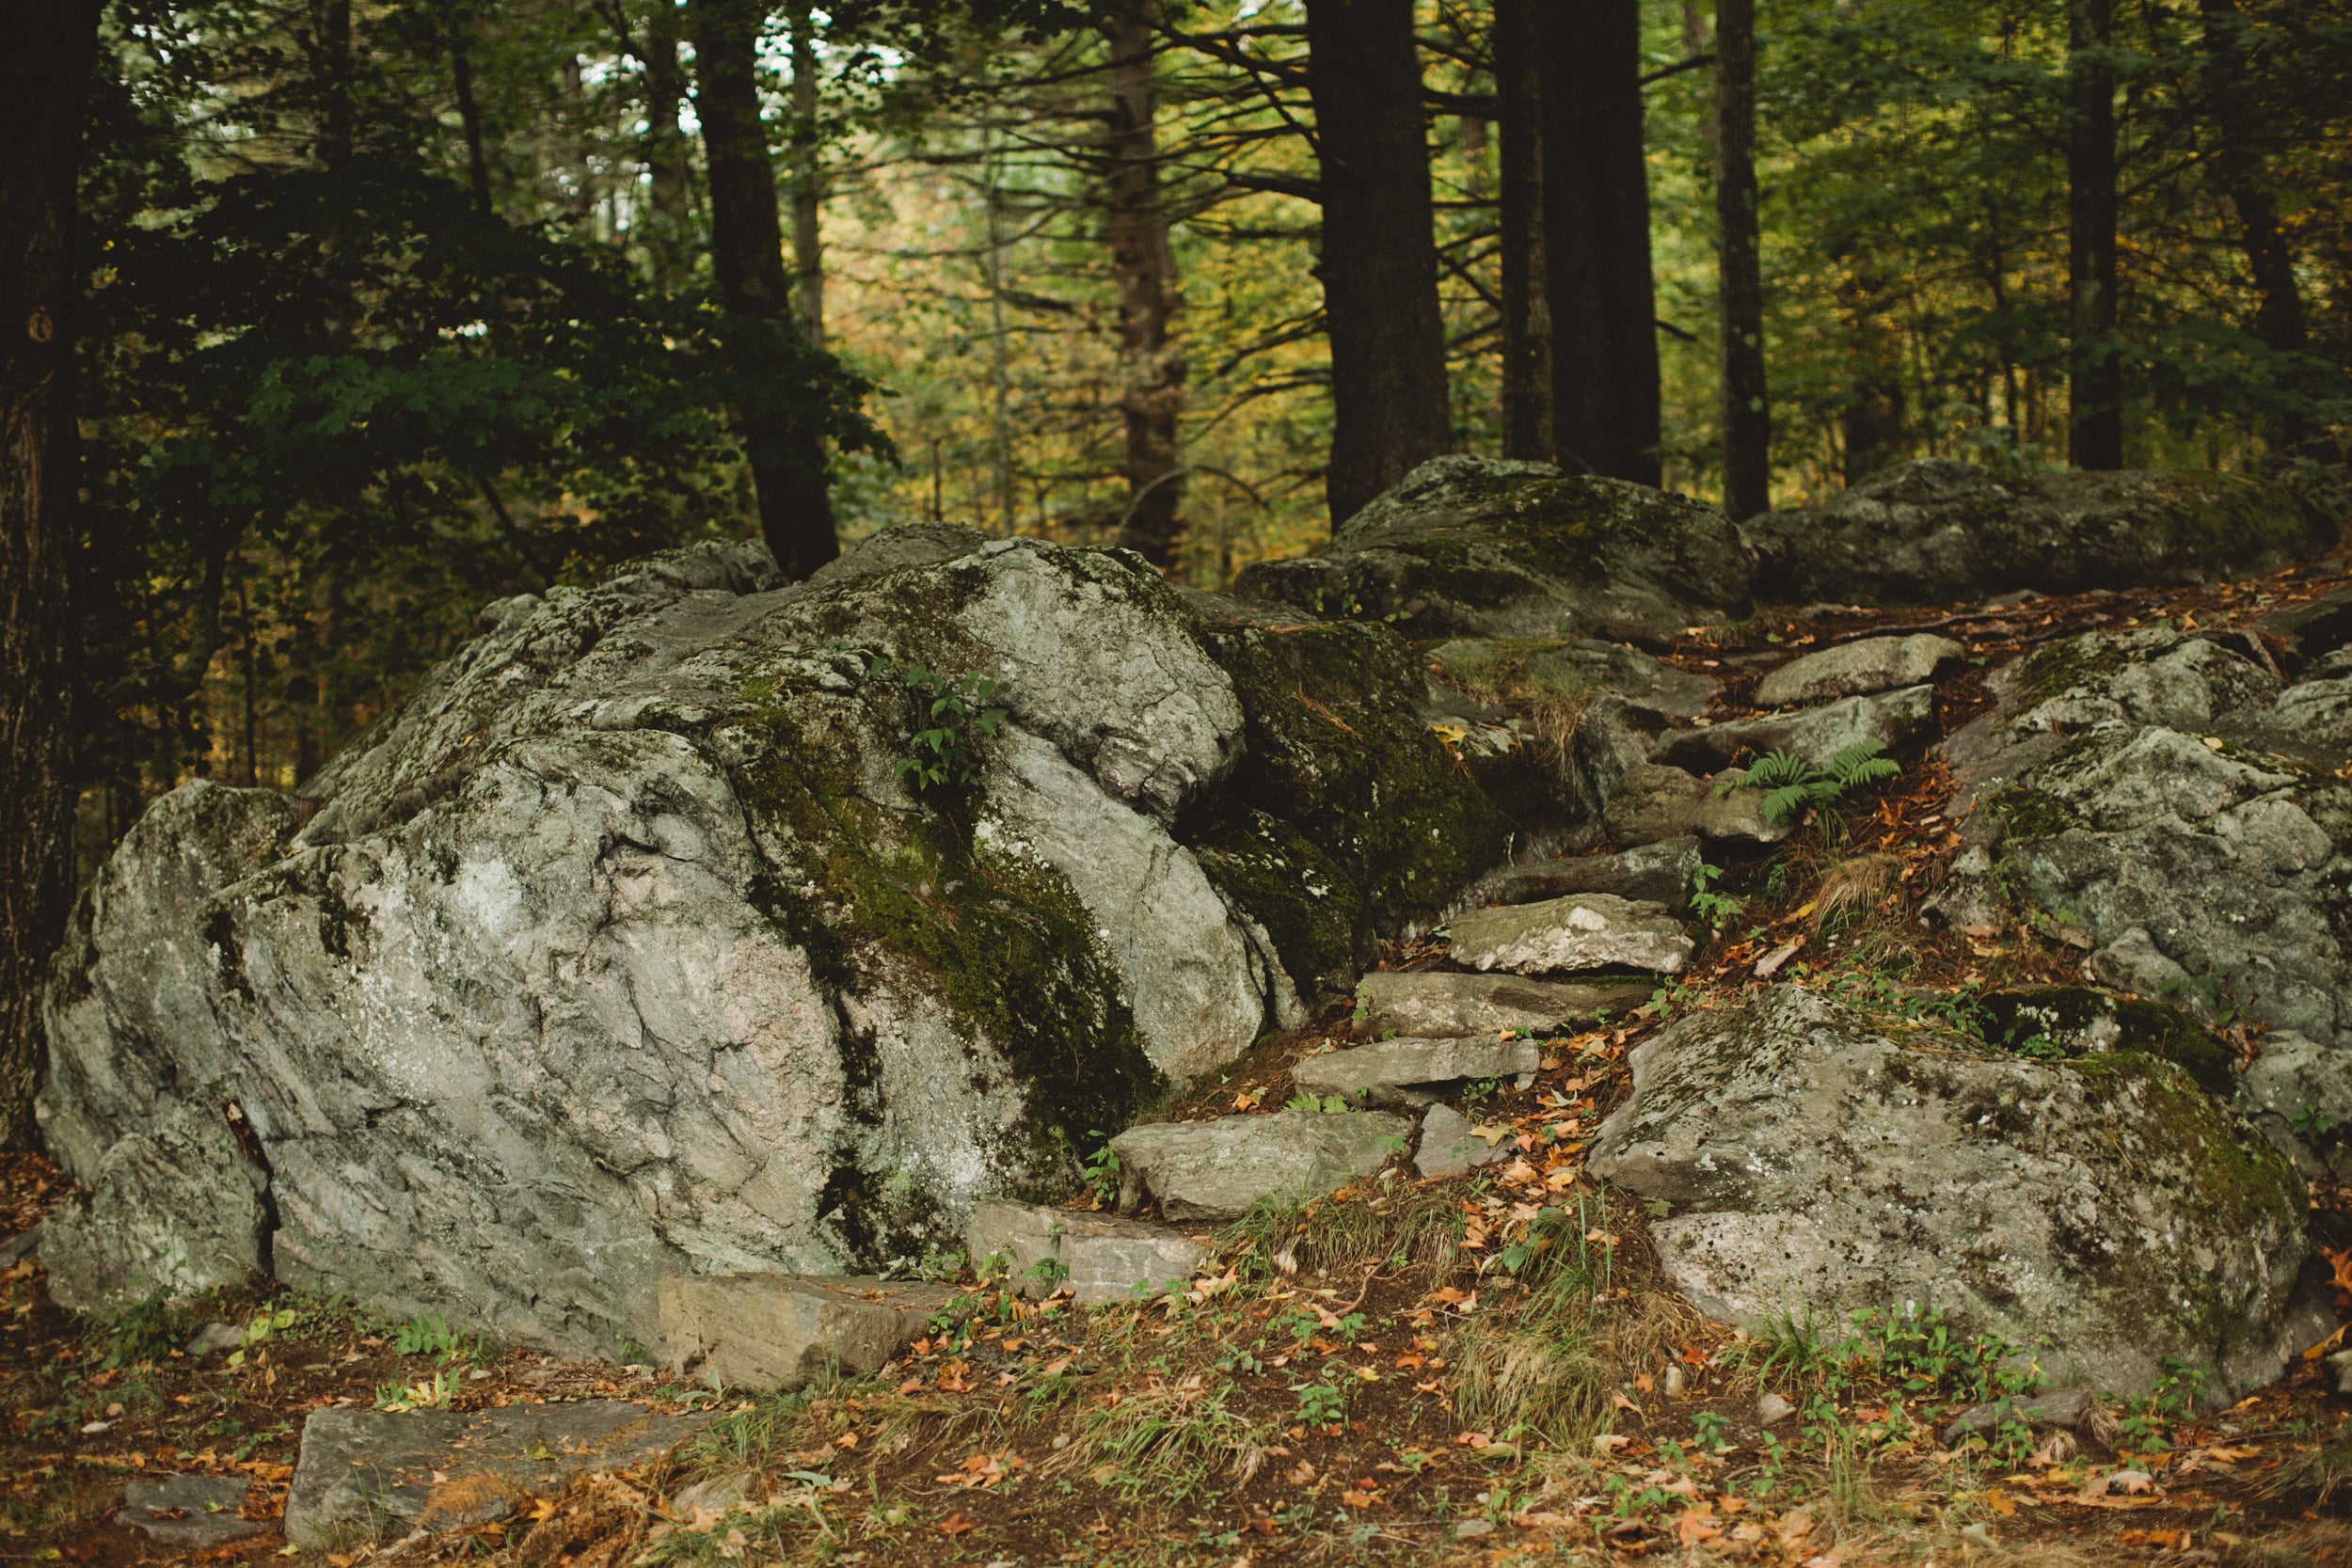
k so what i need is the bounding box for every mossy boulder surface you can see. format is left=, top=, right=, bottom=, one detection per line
left=37, top=534, right=1357, bottom=1355
left=1592, top=988, right=2316, bottom=1402
left=1749, top=457, right=2340, bottom=607
left=1232, top=455, right=1756, bottom=644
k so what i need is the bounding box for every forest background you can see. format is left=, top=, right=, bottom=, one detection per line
left=0, top=0, right=2349, bottom=1139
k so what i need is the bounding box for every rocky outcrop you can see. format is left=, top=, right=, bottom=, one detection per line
left=1235, top=456, right=1756, bottom=644
left=1749, top=459, right=2337, bottom=608
left=964, top=1200, right=1205, bottom=1304
left=659, top=1275, right=950, bottom=1391
left=40, top=530, right=1514, bottom=1351
left=1590, top=989, right=2317, bottom=1401
left=1755, top=634, right=1963, bottom=708
left=1110, top=1108, right=1408, bottom=1222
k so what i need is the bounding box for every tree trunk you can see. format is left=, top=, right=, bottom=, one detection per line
left=314, top=0, right=355, bottom=165
left=1494, top=0, right=1553, bottom=464
left=1713, top=0, right=1770, bottom=518
left=2067, top=0, right=2123, bottom=470
left=2197, top=0, right=2311, bottom=449
left=644, top=0, right=693, bottom=285
left=787, top=2, right=827, bottom=350
left=451, top=36, right=495, bottom=216
left=1303, top=0, right=1452, bottom=529
left=1104, top=0, right=1188, bottom=569
left=690, top=0, right=838, bottom=579
left=0, top=1, right=102, bottom=1145
left=1535, top=0, right=1662, bottom=486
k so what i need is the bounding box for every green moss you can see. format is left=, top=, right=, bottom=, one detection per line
left=2112, top=999, right=2237, bottom=1099
left=1990, top=785, right=2081, bottom=840
left=2010, top=635, right=2135, bottom=708
left=1189, top=804, right=1369, bottom=1005
left=1193, top=618, right=1514, bottom=931
left=1979, top=987, right=2237, bottom=1098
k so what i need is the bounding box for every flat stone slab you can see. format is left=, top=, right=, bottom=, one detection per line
left=1428, top=638, right=1720, bottom=719
left=660, top=1274, right=951, bottom=1393
left=1291, top=1035, right=1540, bottom=1109
left=1447, top=893, right=1692, bottom=976
left=1655, top=684, right=1936, bottom=774
left=282, top=1401, right=716, bottom=1548
left=1756, top=634, right=1963, bottom=708
left=1481, top=835, right=1701, bottom=911
left=1112, top=1108, right=1410, bottom=1222
left=1414, top=1104, right=1510, bottom=1180
left=119, top=1473, right=262, bottom=1548
left=1603, top=764, right=1789, bottom=847
left=965, top=1200, right=1206, bottom=1304
left=1354, top=972, right=1651, bottom=1038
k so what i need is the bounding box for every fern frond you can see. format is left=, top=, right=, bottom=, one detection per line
left=1744, top=749, right=1814, bottom=789
left=1761, top=784, right=1815, bottom=825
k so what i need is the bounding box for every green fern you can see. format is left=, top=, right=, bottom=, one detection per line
left=1715, top=740, right=1900, bottom=826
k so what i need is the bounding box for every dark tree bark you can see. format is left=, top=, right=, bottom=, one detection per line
left=1712, top=0, right=1770, bottom=518
left=2198, top=0, right=2311, bottom=447
left=314, top=0, right=356, bottom=165
left=2067, top=0, right=2123, bottom=470
left=1837, top=263, right=1907, bottom=483
left=451, top=37, right=495, bottom=216
left=0, top=1, right=103, bottom=1144
left=689, top=0, right=838, bottom=578
left=787, top=1, right=827, bottom=349
left=1303, top=0, right=1452, bottom=528
left=1494, top=0, right=1553, bottom=463
left=1535, top=0, right=1663, bottom=486
left=1104, top=0, right=1188, bottom=568
left=643, top=0, right=694, bottom=285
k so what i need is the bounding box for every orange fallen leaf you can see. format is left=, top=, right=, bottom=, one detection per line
left=937, top=1513, right=977, bottom=1535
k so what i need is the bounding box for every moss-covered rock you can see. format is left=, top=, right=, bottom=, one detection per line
left=1750, top=458, right=2341, bottom=608
left=1977, top=986, right=2238, bottom=1097
left=1232, top=455, right=1756, bottom=644
left=1188, top=804, right=1370, bottom=1007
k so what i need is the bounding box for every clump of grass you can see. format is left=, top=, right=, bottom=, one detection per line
left=1811, top=851, right=1903, bottom=936
left=1454, top=1201, right=1613, bottom=1446
left=1050, top=1375, right=1266, bottom=1501
left=2264, top=1423, right=2352, bottom=1506
left=1218, top=1180, right=1461, bottom=1284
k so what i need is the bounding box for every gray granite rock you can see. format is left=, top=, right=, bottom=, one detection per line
left=658, top=1275, right=951, bottom=1392
left=1755, top=634, right=1963, bottom=707
left=1291, top=1035, right=1541, bottom=1109
left=1447, top=894, right=1692, bottom=976
left=1414, top=1104, right=1508, bottom=1180
left=1478, top=836, right=1701, bottom=911
left=1602, top=764, right=1789, bottom=847
left=1430, top=638, right=1719, bottom=719
left=119, top=1474, right=262, bottom=1548
left=1111, top=1109, right=1410, bottom=1222
left=1352, top=972, right=1651, bottom=1039
left=282, top=1402, right=715, bottom=1548
left=40, top=1102, right=269, bottom=1313
left=964, top=1200, right=1205, bottom=1304
left=1591, top=988, right=2314, bottom=1402
left=1653, top=685, right=1936, bottom=774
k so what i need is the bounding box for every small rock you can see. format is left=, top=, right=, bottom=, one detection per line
left=0, top=1224, right=40, bottom=1270
left=1111, top=1108, right=1410, bottom=1222
left=1755, top=634, right=1963, bottom=708
left=1447, top=893, right=1692, bottom=976
left=1654, top=685, right=1936, bottom=774
left=1454, top=1518, right=1498, bottom=1539
left=659, top=1275, right=951, bottom=1393
left=1414, top=1104, right=1508, bottom=1180
left=672, top=1470, right=756, bottom=1517
left=282, top=1402, right=715, bottom=1548
left=1353, top=972, right=1651, bottom=1039
left=964, top=1200, right=1205, bottom=1305
left=2327, top=1347, right=2352, bottom=1397
left=1939, top=1388, right=2096, bottom=1445
left=184, top=1321, right=246, bottom=1357
left=1478, top=835, right=1702, bottom=911
left=1292, top=1035, right=1541, bottom=1109
left=119, top=1474, right=262, bottom=1548
left=1961, top=1522, right=1999, bottom=1551
left=1756, top=1391, right=1795, bottom=1426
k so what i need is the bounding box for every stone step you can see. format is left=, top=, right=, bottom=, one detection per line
left=120, top=1474, right=262, bottom=1549
left=1111, top=1107, right=1409, bottom=1223
left=1447, top=893, right=1692, bottom=976
left=1354, top=971, right=1650, bottom=1038
left=1603, top=764, right=1789, bottom=847
left=1291, top=1034, right=1539, bottom=1109
left=1414, top=1104, right=1511, bottom=1180
left=659, top=1274, right=955, bottom=1393
left=965, top=1200, right=1206, bottom=1305
left=1477, top=834, right=1700, bottom=911
left=1755, top=633, right=1963, bottom=708
left=1652, top=684, right=1934, bottom=774
left=282, top=1400, right=716, bottom=1549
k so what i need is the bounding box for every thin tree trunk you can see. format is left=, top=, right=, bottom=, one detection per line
left=0, top=1, right=103, bottom=1144
left=1835, top=256, right=1904, bottom=482
left=1304, top=0, right=1452, bottom=528
left=1494, top=0, right=1553, bottom=463
left=1104, top=0, right=1189, bottom=568
left=1713, top=0, right=1770, bottom=518
left=314, top=0, right=355, bottom=165
left=451, top=37, right=495, bottom=216
left=2197, top=0, right=2310, bottom=449
left=2067, top=0, right=2123, bottom=469
left=787, top=2, right=826, bottom=350
left=689, top=0, right=838, bottom=578
left=1535, top=0, right=1662, bottom=486
left=644, top=1, right=693, bottom=285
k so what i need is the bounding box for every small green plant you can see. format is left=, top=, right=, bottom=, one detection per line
left=1719, top=741, right=1901, bottom=825
left=86, top=1290, right=191, bottom=1371
left=2292, top=1101, right=2344, bottom=1144
left=1293, top=1378, right=1348, bottom=1428
left=1692, top=1409, right=1730, bottom=1450
left=1689, top=861, right=1746, bottom=936
left=1083, top=1133, right=1123, bottom=1206
left=393, top=1314, right=461, bottom=1358
left=870, top=658, right=1009, bottom=794
left=1284, top=1092, right=1354, bottom=1115
left=1458, top=1077, right=1504, bottom=1107
left=374, top=1370, right=456, bottom=1412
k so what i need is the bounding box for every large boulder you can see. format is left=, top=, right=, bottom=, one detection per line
left=1591, top=989, right=2316, bottom=1401
left=1749, top=459, right=2338, bottom=608
left=39, top=532, right=1512, bottom=1353
left=1233, top=456, right=1756, bottom=644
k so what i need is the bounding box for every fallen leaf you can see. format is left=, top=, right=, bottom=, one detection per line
left=936, top=1513, right=977, bottom=1536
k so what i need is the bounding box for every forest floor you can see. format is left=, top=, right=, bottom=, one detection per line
left=8, top=552, right=2352, bottom=1567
